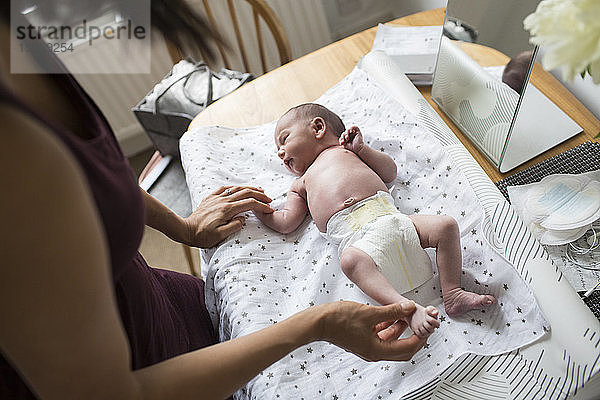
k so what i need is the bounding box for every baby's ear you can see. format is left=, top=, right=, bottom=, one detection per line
left=311, top=117, right=326, bottom=139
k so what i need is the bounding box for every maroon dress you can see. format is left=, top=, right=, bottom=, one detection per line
left=0, top=71, right=217, bottom=398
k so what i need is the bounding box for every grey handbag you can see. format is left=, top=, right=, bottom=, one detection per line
left=133, top=58, right=252, bottom=157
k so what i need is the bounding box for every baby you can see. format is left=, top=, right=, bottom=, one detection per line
left=254, top=103, right=495, bottom=337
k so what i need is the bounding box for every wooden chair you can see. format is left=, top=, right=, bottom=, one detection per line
left=166, top=0, right=292, bottom=75
left=140, top=0, right=291, bottom=277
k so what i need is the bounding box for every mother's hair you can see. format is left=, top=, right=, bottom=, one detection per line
left=1, top=0, right=222, bottom=62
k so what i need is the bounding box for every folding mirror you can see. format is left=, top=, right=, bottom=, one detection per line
left=431, top=0, right=582, bottom=173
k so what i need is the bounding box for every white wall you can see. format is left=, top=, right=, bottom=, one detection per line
left=268, top=0, right=332, bottom=59
left=396, top=0, right=448, bottom=17
left=537, top=47, right=600, bottom=121
left=320, top=0, right=446, bottom=41
left=560, top=75, right=600, bottom=120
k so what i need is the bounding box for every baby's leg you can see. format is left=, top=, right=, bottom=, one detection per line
left=408, top=215, right=495, bottom=317
left=340, top=246, right=439, bottom=337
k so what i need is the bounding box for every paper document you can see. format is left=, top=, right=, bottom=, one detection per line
left=371, top=24, right=442, bottom=84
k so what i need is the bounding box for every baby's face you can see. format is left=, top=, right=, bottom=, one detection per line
left=274, top=114, right=319, bottom=176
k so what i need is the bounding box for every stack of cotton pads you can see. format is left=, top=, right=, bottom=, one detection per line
left=508, top=171, right=600, bottom=268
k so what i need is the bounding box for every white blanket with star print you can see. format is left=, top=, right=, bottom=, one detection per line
left=180, top=67, right=548, bottom=400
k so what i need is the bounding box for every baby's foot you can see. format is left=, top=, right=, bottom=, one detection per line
left=404, top=303, right=440, bottom=338
left=443, top=287, right=496, bottom=317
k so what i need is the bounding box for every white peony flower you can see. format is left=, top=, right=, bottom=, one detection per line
left=524, top=0, right=600, bottom=83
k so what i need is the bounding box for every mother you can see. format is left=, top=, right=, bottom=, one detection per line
left=0, top=1, right=426, bottom=398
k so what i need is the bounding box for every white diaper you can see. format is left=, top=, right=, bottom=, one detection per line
left=325, top=191, right=433, bottom=294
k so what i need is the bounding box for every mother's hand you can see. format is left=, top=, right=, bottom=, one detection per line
left=318, top=301, right=427, bottom=362
left=183, top=186, right=274, bottom=248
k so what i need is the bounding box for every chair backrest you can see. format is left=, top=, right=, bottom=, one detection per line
left=167, top=0, right=292, bottom=75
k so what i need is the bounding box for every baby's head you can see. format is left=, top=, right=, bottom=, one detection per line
left=279, top=103, right=345, bottom=136
left=502, top=50, right=533, bottom=95
left=274, top=103, right=345, bottom=176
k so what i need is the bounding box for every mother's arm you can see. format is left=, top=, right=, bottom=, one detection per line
left=143, top=184, right=274, bottom=248
left=136, top=301, right=425, bottom=399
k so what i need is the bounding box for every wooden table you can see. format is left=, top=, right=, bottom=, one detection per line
left=190, top=8, right=600, bottom=182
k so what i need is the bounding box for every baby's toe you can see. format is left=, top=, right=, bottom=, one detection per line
left=422, top=318, right=439, bottom=332
left=425, top=306, right=439, bottom=318
left=428, top=318, right=440, bottom=329
left=415, top=327, right=429, bottom=337
left=422, top=323, right=435, bottom=334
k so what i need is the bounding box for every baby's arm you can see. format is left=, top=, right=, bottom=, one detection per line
left=340, top=126, right=397, bottom=183
left=253, top=179, right=308, bottom=234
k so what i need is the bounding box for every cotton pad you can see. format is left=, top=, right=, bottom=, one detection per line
left=508, top=170, right=600, bottom=245
left=539, top=224, right=592, bottom=246
left=524, top=177, right=600, bottom=230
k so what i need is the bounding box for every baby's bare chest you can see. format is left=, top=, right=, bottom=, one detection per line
left=303, top=151, right=388, bottom=231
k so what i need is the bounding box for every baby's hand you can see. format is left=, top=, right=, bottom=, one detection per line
left=339, top=126, right=364, bottom=154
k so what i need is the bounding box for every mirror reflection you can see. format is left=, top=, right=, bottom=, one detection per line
left=431, top=0, right=540, bottom=165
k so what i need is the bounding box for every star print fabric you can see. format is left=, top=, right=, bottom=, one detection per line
left=180, top=68, right=548, bottom=400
